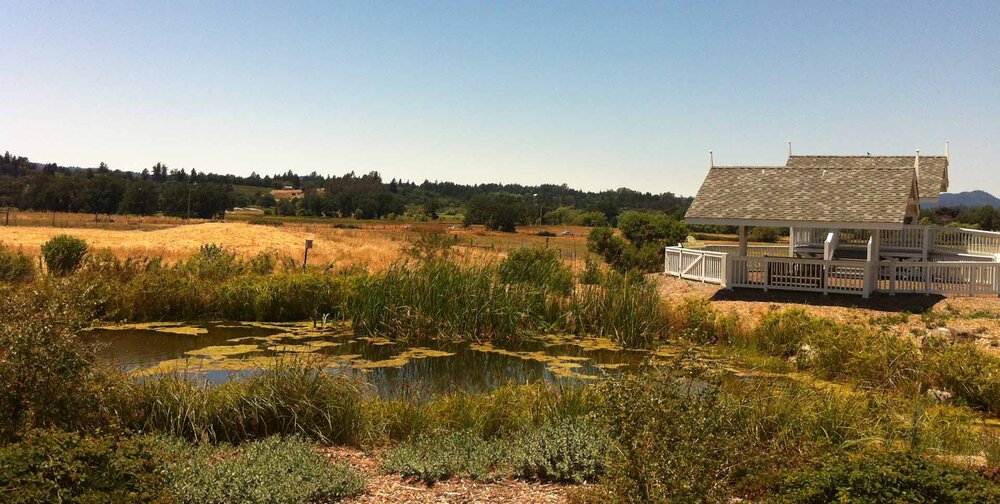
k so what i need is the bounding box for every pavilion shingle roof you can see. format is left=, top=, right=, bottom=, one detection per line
left=685, top=166, right=916, bottom=225
left=786, top=155, right=947, bottom=200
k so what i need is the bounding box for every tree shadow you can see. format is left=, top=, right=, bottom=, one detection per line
left=709, top=288, right=945, bottom=314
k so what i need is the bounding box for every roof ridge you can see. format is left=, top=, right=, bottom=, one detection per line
left=789, top=154, right=947, bottom=158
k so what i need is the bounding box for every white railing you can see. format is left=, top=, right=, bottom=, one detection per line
left=664, top=247, right=726, bottom=284
left=668, top=228, right=1000, bottom=297
left=729, top=256, right=870, bottom=296
left=878, top=261, right=1000, bottom=295
left=702, top=244, right=791, bottom=257
left=929, top=227, right=1000, bottom=256
left=879, top=227, right=925, bottom=250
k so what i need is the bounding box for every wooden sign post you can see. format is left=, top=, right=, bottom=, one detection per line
left=303, top=239, right=313, bottom=270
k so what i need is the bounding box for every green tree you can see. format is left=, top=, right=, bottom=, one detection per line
left=464, top=193, right=530, bottom=232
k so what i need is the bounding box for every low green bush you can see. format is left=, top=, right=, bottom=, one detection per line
left=510, top=418, right=609, bottom=484
left=0, top=430, right=169, bottom=503
left=41, top=234, right=88, bottom=276
left=771, top=451, right=1000, bottom=503
left=381, top=430, right=505, bottom=483
left=164, top=436, right=364, bottom=504
left=0, top=244, right=34, bottom=283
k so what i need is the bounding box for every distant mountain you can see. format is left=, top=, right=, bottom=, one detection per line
left=926, top=190, right=1000, bottom=208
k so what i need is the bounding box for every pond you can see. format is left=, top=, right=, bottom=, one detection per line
left=87, top=322, right=657, bottom=396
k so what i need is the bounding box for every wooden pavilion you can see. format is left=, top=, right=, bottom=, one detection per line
left=666, top=143, right=1000, bottom=297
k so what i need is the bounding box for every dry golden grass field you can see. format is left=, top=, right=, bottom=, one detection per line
left=0, top=211, right=594, bottom=270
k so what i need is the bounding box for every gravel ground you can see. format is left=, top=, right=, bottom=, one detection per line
left=322, top=447, right=573, bottom=504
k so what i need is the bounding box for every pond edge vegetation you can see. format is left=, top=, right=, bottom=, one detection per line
left=3, top=236, right=1000, bottom=502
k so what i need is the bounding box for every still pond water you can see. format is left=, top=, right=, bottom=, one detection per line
left=87, top=322, right=663, bottom=396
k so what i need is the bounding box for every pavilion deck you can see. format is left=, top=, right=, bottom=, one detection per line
left=665, top=225, right=1000, bottom=297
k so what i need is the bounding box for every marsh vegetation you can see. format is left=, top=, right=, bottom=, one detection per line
left=2, top=235, right=1000, bottom=502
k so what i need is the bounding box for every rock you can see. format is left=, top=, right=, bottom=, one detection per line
left=927, top=388, right=953, bottom=403
left=927, top=327, right=954, bottom=339
left=796, top=344, right=817, bottom=366
left=949, top=327, right=976, bottom=344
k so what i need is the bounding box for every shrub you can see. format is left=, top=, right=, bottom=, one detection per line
left=499, top=247, right=574, bottom=295
left=0, top=293, right=117, bottom=437
left=0, top=244, right=34, bottom=283
left=180, top=243, right=240, bottom=280
left=748, top=226, right=780, bottom=243
left=771, top=451, right=1000, bottom=503
left=923, top=343, right=1000, bottom=415
left=247, top=217, right=282, bottom=226
left=578, top=256, right=602, bottom=285
left=0, top=430, right=169, bottom=503
left=594, top=369, right=748, bottom=503
left=751, top=308, right=830, bottom=357
left=246, top=249, right=278, bottom=274
left=41, top=234, right=88, bottom=276
left=381, top=431, right=504, bottom=483
left=164, top=436, right=365, bottom=504
left=536, top=230, right=556, bottom=237
left=510, top=418, right=610, bottom=484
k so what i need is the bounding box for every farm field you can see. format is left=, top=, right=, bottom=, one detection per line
left=0, top=211, right=594, bottom=270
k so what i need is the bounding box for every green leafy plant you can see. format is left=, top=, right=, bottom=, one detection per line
left=0, top=430, right=170, bottom=503
left=771, top=451, right=1000, bottom=503
left=163, top=436, right=364, bottom=504
left=381, top=431, right=505, bottom=483
left=0, top=244, right=34, bottom=283
left=40, top=234, right=88, bottom=276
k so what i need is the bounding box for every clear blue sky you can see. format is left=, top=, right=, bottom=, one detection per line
left=2, top=1, right=997, bottom=196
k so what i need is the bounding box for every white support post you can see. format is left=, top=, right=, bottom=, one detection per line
left=922, top=227, right=930, bottom=260
left=789, top=226, right=796, bottom=257
left=738, top=226, right=748, bottom=257
left=722, top=254, right=731, bottom=289
left=889, top=263, right=897, bottom=296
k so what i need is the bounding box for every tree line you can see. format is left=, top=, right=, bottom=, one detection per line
left=0, top=151, right=691, bottom=225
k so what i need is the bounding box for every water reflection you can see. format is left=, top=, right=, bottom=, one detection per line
left=87, top=323, right=650, bottom=396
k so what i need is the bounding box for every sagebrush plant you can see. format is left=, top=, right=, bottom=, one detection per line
left=510, top=417, right=610, bottom=484
left=162, top=435, right=364, bottom=504
left=40, top=234, right=88, bottom=276
left=0, top=244, right=34, bottom=283
left=381, top=430, right=505, bottom=483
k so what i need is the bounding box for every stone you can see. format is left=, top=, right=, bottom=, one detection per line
left=926, top=388, right=953, bottom=403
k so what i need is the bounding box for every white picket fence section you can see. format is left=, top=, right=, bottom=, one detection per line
left=877, top=261, right=1000, bottom=295
left=665, top=244, right=1000, bottom=297
left=728, top=256, right=869, bottom=296
left=664, top=248, right=726, bottom=284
